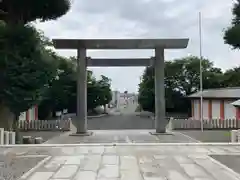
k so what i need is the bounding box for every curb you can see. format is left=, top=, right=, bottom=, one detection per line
left=2, top=142, right=240, bottom=147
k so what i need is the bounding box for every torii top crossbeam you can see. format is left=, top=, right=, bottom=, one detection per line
left=52, top=38, right=189, bottom=49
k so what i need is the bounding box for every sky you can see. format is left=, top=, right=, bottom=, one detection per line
left=36, top=0, right=240, bottom=93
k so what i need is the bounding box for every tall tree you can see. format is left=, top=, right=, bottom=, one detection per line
left=38, top=56, right=113, bottom=119
left=0, top=0, right=71, bottom=129
left=138, top=56, right=223, bottom=113
left=138, top=66, right=155, bottom=112
left=0, top=25, right=57, bottom=128
left=1, top=0, right=70, bottom=24
left=38, top=55, right=76, bottom=119
left=224, top=1, right=240, bottom=49
left=165, top=56, right=223, bottom=96
left=222, top=67, right=240, bottom=87
left=97, top=75, right=112, bottom=112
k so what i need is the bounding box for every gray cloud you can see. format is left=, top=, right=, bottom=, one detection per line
left=36, top=0, right=240, bottom=93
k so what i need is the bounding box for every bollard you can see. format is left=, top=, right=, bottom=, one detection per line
left=237, top=130, right=240, bottom=142
left=9, top=132, right=16, bottom=145
left=34, top=137, right=43, bottom=144
left=231, top=130, right=238, bottom=142
left=22, top=136, right=33, bottom=144
left=0, top=128, right=4, bottom=145
left=4, top=131, right=9, bottom=145
left=168, top=117, right=174, bottom=131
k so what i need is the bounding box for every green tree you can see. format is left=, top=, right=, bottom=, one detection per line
left=138, top=66, right=155, bottom=112
left=138, top=56, right=223, bottom=114
left=97, top=75, right=112, bottom=112
left=224, top=1, right=240, bottom=49
left=0, top=0, right=71, bottom=129
left=222, top=67, right=240, bottom=87
left=38, top=56, right=113, bottom=119
left=1, top=0, right=70, bottom=24
left=38, top=55, right=76, bottom=119
left=0, top=25, right=57, bottom=128
left=165, top=56, right=223, bottom=96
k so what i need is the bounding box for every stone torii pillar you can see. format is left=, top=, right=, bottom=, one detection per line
left=76, top=48, right=89, bottom=134
left=154, top=48, right=166, bottom=133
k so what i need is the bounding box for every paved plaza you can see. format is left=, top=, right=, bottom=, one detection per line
left=3, top=144, right=240, bottom=180
left=2, top=102, right=240, bottom=180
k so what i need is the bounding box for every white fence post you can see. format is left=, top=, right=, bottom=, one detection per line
left=171, top=118, right=240, bottom=130
left=18, top=120, right=71, bottom=131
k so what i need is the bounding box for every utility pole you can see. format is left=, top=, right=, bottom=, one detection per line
left=199, top=12, right=204, bottom=132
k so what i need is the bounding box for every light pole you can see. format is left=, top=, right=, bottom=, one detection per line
left=199, top=12, right=204, bottom=132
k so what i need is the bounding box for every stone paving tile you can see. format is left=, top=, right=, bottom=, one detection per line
left=53, top=165, right=78, bottom=179
left=28, top=172, right=54, bottom=180
left=4, top=145, right=240, bottom=180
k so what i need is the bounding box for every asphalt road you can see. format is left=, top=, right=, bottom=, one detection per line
left=87, top=101, right=155, bottom=130
left=179, top=130, right=231, bottom=142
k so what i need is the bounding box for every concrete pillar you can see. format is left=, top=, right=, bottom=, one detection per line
left=0, top=128, right=4, bottom=145
left=9, top=131, right=16, bottom=144
left=154, top=48, right=166, bottom=133
left=4, top=131, right=9, bottom=145
left=231, top=130, right=238, bottom=142
left=166, top=117, right=174, bottom=132
left=76, top=48, right=87, bottom=133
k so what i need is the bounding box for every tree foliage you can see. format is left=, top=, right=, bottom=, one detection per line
left=38, top=56, right=113, bottom=119
left=0, top=0, right=71, bottom=129
left=0, top=24, right=57, bottom=119
left=1, top=0, right=71, bottom=24
left=224, top=1, right=240, bottom=49
left=138, top=56, right=240, bottom=114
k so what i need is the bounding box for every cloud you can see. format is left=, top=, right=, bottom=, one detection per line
left=36, top=0, right=240, bottom=92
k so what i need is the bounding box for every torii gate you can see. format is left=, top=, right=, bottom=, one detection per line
left=52, top=38, right=189, bottom=135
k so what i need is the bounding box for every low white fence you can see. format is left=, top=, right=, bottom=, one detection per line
left=172, top=118, right=240, bottom=130
left=18, top=120, right=71, bottom=131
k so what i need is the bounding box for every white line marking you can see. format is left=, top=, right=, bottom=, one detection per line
left=208, top=155, right=240, bottom=179
left=177, top=132, right=201, bottom=143
left=20, top=156, right=51, bottom=179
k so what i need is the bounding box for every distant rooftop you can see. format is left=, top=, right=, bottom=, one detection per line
left=188, top=87, right=240, bottom=99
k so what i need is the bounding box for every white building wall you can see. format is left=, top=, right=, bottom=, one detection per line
left=192, top=99, right=239, bottom=120
left=193, top=100, right=199, bottom=120
left=212, top=100, right=220, bottom=119
left=29, top=107, right=35, bottom=120
left=18, top=107, right=36, bottom=121
left=203, top=100, right=209, bottom=120
left=110, top=91, right=121, bottom=107
left=224, top=100, right=236, bottom=119
left=19, top=112, right=26, bottom=121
